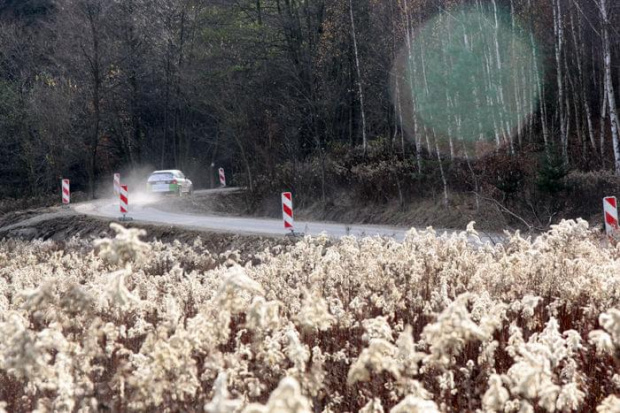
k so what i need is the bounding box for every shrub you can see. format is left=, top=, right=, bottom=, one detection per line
left=536, top=151, right=568, bottom=195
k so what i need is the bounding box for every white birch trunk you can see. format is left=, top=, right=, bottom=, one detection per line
left=570, top=9, right=597, bottom=153
left=600, top=0, right=620, bottom=174
left=417, top=19, right=447, bottom=203
left=439, top=26, right=455, bottom=161
left=349, top=0, right=367, bottom=154
left=403, top=1, right=421, bottom=172
left=510, top=0, right=523, bottom=146
left=601, top=86, right=608, bottom=164
left=432, top=127, right=449, bottom=207
left=553, top=0, right=568, bottom=164
left=491, top=0, right=513, bottom=154
left=530, top=14, right=549, bottom=153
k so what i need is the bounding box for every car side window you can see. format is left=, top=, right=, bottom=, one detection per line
left=178, top=172, right=185, bottom=179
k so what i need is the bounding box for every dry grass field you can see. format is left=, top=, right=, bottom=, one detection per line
left=1, top=220, right=620, bottom=412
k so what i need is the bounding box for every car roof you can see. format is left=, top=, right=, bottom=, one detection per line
left=151, top=170, right=182, bottom=174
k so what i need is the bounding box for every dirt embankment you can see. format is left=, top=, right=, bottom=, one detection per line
left=0, top=207, right=296, bottom=256
left=154, top=188, right=594, bottom=233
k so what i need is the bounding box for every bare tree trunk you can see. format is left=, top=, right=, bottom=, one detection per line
left=418, top=16, right=447, bottom=204
left=403, top=3, right=421, bottom=172
left=210, top=132, right=218, bottom=189
left=600, top=0, right=620, bottom=175
left=174, top=6, right=187, bottom=169
left=162, top=41, right=172, bottom=169
left=483, top=45, right=502, bottom=149
left=84, top=7, right=103, bottom=200
left=320, top=148, right=327, bottom=206
left=478, top=13, right=502, bottom=150
left=510, top=0, right=523, bottom=147
left=233, top=131, right=253, bottom=192
left=391, top=0, right=405, bottom=157
left=393, top=77, right=403, bottom=152
left=601, top=86, right=608, bottom=167
left=432, top=127, right=449, bottom=207
left=413, top=94, right=421, bottom=173
left=491, top=0, right=513, bottom=154
left=256, top=0, right=263, bottom=25
left=570, top=8, right=597, bottom=154
left=565, top=52, right=581, bottom=160
left=553, top=0, right=568, bottom=165
left=441, top=18, right=455, bottom=160
left=349, top=0, right=367, bottom=154
left=528, top=0, right=549, bottom=155
left=584, top=95, right=596, bottom=154
left=398, top=82, right=406, bottom=157
left=453, top=88, right=480, bottom=210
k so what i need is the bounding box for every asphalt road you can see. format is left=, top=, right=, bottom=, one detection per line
left=74, top=188, right=503, bottom=243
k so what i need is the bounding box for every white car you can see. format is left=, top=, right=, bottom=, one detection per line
left=146, top=170, right=193, bottom=196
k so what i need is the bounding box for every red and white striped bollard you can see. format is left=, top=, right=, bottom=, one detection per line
left=604, top=196, right=618, bottom=237
left=282, top=192, right=294, bottom=232
left=62, top=179, right=70, bottom=206
left=120, top=185, right=129, bottom=218
left=114, top=173, right=121, bottom=197
left=219, top=168, right=226, bottom=187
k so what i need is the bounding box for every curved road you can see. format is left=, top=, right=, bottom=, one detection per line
left=74, top=188, right=502, bottom=243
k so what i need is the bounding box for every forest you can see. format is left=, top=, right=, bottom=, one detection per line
left=1, top=0, right=620, bottom=227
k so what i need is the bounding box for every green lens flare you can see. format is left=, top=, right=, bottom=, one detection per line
left=394, top=6, right=542, bottom=158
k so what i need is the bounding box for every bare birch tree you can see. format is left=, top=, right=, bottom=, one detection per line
left=598, top=0, right=620, bottom=174
left=349, top=0, right=367, bottom=154
left=553, top=0, right=568, bottom=165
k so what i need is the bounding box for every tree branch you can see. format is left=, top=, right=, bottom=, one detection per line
left=471, top=191, right=537, bottom=232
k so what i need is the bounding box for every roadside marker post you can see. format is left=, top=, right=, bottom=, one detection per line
left=114, top=173, right=121, bottom=197
left=282, top=192, right=294, bottom=234
left=119, top=185, right=133, bottom=222
left=61, top=179, right=70, bottom=208
left=604, top=196, right=618, bottom=237
left=219, top=168, right=226, bottom=187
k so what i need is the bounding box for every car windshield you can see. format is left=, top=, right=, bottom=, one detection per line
left=148, top=173, right=173, bottom=182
